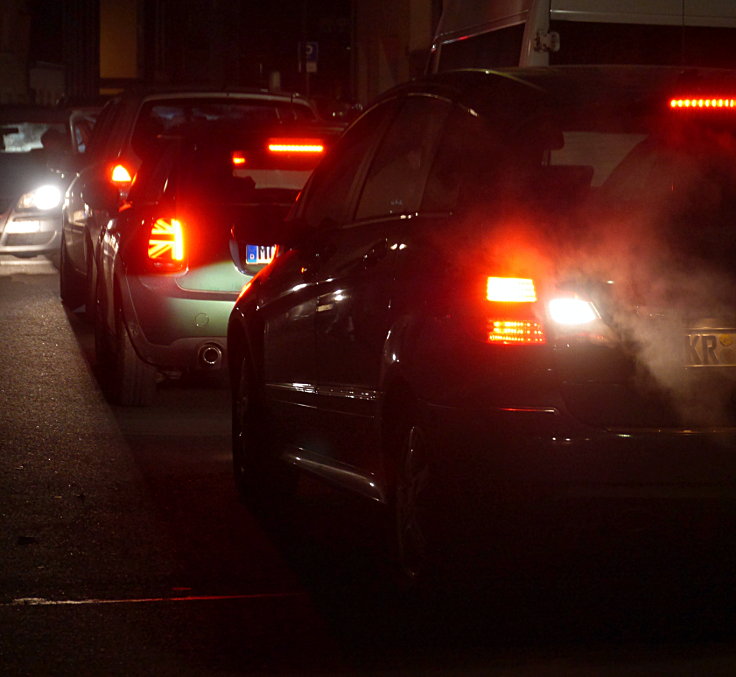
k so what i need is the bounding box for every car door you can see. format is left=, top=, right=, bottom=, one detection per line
left=310, top=95, right=452, bottom=479
left=63, top=99, right=122, bottom=273
left=260, top=101, right=397, bottom=454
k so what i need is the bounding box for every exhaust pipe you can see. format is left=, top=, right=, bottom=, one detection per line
left=197, top=343, right=223, bottom=370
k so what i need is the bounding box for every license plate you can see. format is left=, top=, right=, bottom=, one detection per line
left=686, top=331, right=736, bottom=367
left=245, top=244, right=275, bottom=265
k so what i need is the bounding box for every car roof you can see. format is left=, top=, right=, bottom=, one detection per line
left=384, top=65, right=736, bottom=112
left=109, top=85, right=317, bottom=109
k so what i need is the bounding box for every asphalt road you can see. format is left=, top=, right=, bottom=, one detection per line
left=4, top=256, right=736, bottom=675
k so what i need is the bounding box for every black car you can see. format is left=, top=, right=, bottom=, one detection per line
left=227, top=66, right=736, bottom=582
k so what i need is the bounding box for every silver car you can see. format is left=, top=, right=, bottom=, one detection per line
left=0, top=106, right=96, bottom=260
left=59, top=88, right=319, bottom=317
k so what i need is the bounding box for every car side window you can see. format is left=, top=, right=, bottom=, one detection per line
left=299, top=101, right=395, bottom=229
left=85, top=99, right=122, bottom=160
left=355, top=96, right=450, bottom=220
left=128, top=143, right=178, bottom=204
left=421, top=105, right=502, bottom=214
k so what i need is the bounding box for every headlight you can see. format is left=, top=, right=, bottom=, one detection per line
left=17, top=184, right=62, bottom=211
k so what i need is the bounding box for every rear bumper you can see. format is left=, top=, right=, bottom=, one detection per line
left=120, top=273, right=241, bottom=374
left=427, top=401, right=736, bottom=501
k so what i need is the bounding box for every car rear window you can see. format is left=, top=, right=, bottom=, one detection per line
left=130, top=98, right=316, bottom=159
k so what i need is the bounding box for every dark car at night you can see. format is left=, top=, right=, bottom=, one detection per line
left=227, top=65, right=736, bottom=583
left=90, top=123, right=338, bottom=406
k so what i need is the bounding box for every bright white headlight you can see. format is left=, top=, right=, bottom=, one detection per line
left=17, top=184, right=62, bottom=211
left=547, top=297, right=598, bottom=325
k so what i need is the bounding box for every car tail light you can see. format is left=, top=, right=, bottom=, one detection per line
left=266, top=138, right=325, bottom=154
left=111, top=163, right=133, bottom=185
left=147, top=217, right=185, bottom=271
left=487, top=277, right=537, bottom=303
left=231, top=151, right=247, bottom=166
left=488, top=319, right=546, bottom=344
left=485, top=276, right=546, bottom=345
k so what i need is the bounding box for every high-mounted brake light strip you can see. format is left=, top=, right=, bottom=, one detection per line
left=267, top=138, right=325, bottom=153
left=670, top=98, right=736, bottom=109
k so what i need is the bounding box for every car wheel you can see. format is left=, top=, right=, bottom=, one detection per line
left=111, top=307, right=157, bottom=406
left=232, top=352, right=297, bottom=509
left=59, top=232, right=84, bottom=310
left=392, top=422, right=445, bottom=587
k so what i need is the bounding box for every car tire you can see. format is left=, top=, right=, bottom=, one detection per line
left=232, top=352, right=297, bottom=510
left=111, top=307, right=157, bottom=406
left=59, top=232, right=84, bottom=310
left=391, top=421, right=447, bottom=588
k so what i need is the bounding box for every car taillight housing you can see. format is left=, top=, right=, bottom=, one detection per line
left=147, top=217, right=186, bottom=272
left=111, top=163, right=133, bottom=185
left=482, top=277, right=603, bottom=345
left=485, top=277, right=546, bottom=345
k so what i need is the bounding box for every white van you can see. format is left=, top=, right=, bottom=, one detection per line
left=429, top=0, right=736, bottom=72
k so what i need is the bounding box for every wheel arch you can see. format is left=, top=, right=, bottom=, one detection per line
left=227, top=296, right=262, bottom=394
left=379, top=365, right=423, bottom=501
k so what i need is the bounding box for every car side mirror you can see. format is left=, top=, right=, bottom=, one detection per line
left=82, top=178, right=120, bottom=212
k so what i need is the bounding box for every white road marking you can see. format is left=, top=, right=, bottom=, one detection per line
left=7, top=591, right=305, bottom=607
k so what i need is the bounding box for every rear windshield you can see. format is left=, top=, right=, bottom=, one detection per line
left=425, top=89, right=736, bottom=254
left=130, top=132, right=329, bottom=206
left=130, top=98, right=316, bottom=159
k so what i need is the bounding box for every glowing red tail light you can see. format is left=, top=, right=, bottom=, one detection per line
left=267, top=138, right=325, bottom=154
left=231, top=151, right=247, bottom=166
left=485, top=276, right=545, bottom=344
left=148, top=217, right=185, bottom=270
left=486, top=276, right=537, bottom=302
left=111, top=163, right=133, bottom=185
left=669, top=97, right=736, bottom=109
left=488, top=320, right=546, bottom=344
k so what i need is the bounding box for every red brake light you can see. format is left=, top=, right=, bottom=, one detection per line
left=487, top=320, right=546, bottom=344
left=231, top=151, right=247, bottom=166
left=669, top=97, right=736, bottom=109
left=148, top=217, right=185, bottom=269
left=111, top=163, right=133, bottom=184
left=267, top=138, right=325, bottom=154
left=485, top=276, right=545, bottom=344
left=486, top=277, right=537, bottom=303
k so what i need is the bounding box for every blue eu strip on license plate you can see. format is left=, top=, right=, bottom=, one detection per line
left=245, top=244, right=275, bottom=265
